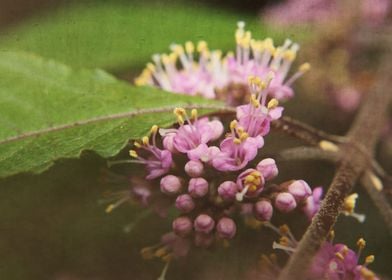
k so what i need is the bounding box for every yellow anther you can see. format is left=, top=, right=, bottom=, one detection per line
left=191, top=109, right=198, bottom=119
left=283, top=50, right=296, bottom=61
left=129, top=150, right=138, bottom=158
left=335, top=252, right=345, bottom=261
left=155, top=247, right=167, bottom=258
left=197, top=41, right=208, bottom=52
left=279, top=236, right=290, bottom=246
left=251, top=171, right=261, bottom=177
left=140, top=247, right=155, bottom=260
left=245, top=175, right=255, bottom=182
left=299, top=62, right=311, bottom=73
left=174, top=107, right=186, bottom=116
left=177, top=115, right=185, bottom=125
left=279, top=224, right=290, bottom=235
left=161, top=54, right=170, bottom=65
left=357, top=238, right=366, bottom=249
left=169, top=52, right=178, bottom=62
left=249, top=185, right=257, bottom=192
left=105, top=204, right=115, bottom=213
left=173, top=45, right=184, bottom=54
left=341, top=245, right=349, bottom=256
left=240, top=132, right=249, bottom=141
left=134, top=77, right=147, bottom=86
left=344, top=193, right=358, bottom=213
left=248, top=75, right=256, bottom=84
left=237, top=127, right=244, bottom=134
left=134, top=142, right=142, bottom=148
left=150, top=125, right=158, bottom=134
left=365, top=255, right=375, bottom=264
left=251, top=95, right=260, bottom=108
left=185, top=41, right=194, bottom=53
left=328, top=230, right=335, bottom=241
left=319, top=140, right=339, bottom=152
left=233, top=138, right=241, bottom=145
left=267, top=98, right=279, bottom=109
left=146, top=63, right=156, bottom=72
left=142, top=136, right=149, bottom=146
left=253, top=178, right=261, bottom=186
left=230, top=120, right=238, bottom=130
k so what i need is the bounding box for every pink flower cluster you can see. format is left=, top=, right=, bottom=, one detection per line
left=309, top=238, right=379, bottom=280
left=135, top=22, right=310, bottom=104
left=119, top=77, right=322, bottom=263
left=263, top=0, right=390, bottom=27
left=251, top=231, right=379, bottom=280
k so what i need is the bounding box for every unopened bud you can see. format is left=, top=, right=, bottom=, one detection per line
left=172, top=216, right=193, bottom=237
left=254, top=200, right=273, bottom=221
left=256, top=158, right=278, bottom=180
left=275, top=192, right=297, bottom=213
left=216, top=217, right=237, bottom=239
left=218, top=181, right=238, bottom=201
left=194, top=214, right=215, bottom=234
left=188, top=177, right=209, bottom=198
left=160, top=175, right=182, bottom=195
left=184, top=160, right=204, bottom=177
left=175, top=194, right=195, bottom=213
left=287, top=180, right=312, bottom=201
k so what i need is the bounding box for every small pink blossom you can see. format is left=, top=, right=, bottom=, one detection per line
left=212, top=137, right=259, bottom=171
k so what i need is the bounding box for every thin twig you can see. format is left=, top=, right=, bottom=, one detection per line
left=278, top=52, right=392, bottom=280
left=276, top=146, right=340, bottom=163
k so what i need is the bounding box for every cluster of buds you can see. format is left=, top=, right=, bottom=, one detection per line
left=108, top=76, right=323, bottom=274
left=135, top=22, right=310, bottom=105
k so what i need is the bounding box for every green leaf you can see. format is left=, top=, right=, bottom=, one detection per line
left=0, top=1, right=292, bottom=70
left=0, top=51, right=224, bottom=177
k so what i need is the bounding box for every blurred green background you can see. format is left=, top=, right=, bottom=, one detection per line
left=0, top=0, right=390, bottom=279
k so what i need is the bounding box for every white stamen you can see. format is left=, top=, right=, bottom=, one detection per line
left=236, top=185, right=250, bottom=201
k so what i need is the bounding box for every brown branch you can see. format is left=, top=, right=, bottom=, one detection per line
left=276, top=146, right=340, bottom=163
left=278, top=53, right=392, bottom=280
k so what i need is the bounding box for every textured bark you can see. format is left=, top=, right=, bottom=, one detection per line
left=278, top=54, right=392, bottom=280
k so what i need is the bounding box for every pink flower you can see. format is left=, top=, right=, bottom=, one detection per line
left=135, top=22, right=308, bottom=103
left=212, top=136, right=259, bottom=171
left=129, top=127, right=173, bottom=180
left=303, top=186, right=323, bottom=220
left=236, top=169, right=265, bottom=200
left=168, top=115, right=224, bottom=161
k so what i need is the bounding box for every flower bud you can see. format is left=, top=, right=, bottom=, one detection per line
left=194, top=214, right=215, bottom=234
left=254, top=200, right=273, bottom=221
left=275, top=192, right=297, bottom=213
left=288, top=180, right=312, bottom=201
left=162, top=133, right=176, bottom=152
left=194, top=232, right=214, bottom=248
left=217, top=181, right=238, bottom=201
left=175, top=194, right=195, bottom=213
left=184, top=160, right=204, bottom=177
left=188, top=177, right=209, bottom=198
left=256, top=158, right=278, bottom=180
left=216, top=217, right=237, bottom=239
left=209, top=120, right=224, bottom=140
left=172, top=216, right=193, bottom=237
left=160, top=175, right=182, bottom=195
